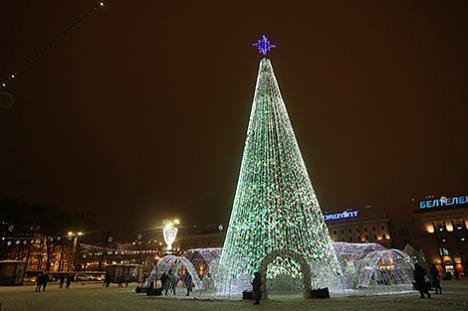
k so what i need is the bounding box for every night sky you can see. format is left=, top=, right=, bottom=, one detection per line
left=1, top=0, right=467, bottom=234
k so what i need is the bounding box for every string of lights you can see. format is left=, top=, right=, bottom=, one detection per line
left=0, top=1, right=105, bottom=90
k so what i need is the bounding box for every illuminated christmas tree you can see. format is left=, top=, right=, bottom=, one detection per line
left=216, top=36, right=340, bottom=295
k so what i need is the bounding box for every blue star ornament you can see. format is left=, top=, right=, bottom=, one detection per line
left=253, top=35, right=276, bottom=56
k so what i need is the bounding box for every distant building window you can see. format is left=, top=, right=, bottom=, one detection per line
left=356, top=228, right=360, bottom=232
left=459, top=237, right=466, bottom=242
left=372, top=226, right=376, bottom=231
left=341, top=230, right=344, bottom=234
left=333, top=230, right=336, bottom=235
left=364, top=227, right=368, bottom=232
left=348, top=229, right=352, bottom=233
left=381, top=225, right=385, bottom=230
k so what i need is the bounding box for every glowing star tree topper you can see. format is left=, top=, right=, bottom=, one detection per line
left=216, top=36, right=341, bottom=295
left=252, top=35, right=276, bottom=56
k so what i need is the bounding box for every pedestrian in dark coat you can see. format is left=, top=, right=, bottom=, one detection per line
left=42, top=273, right=49, bottom=292
left=65, top=275, right=72, bottom=288
left=104, top=272, right=111, bottom=287
left=160, top=272, right=168, bottom=290
left=252, top=272, right=262, bottom=305
left=169, top=274, right=177, bottom=295
left=183, top=274, right=194, bottom=296
left=35, top=273, right=43, bottom=292
left=414, top=263, right=431, bottom=298
left=59, top=275, right=65, bottom=288
left=430, top=264, right=441, bottom=294
left=164, top=270, right=177, bottom=296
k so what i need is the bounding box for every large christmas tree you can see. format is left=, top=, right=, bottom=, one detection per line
left=216, top=36, right=340, bottom=295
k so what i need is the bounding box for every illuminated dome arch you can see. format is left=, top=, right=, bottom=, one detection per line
left=147, top=255, right=203, bottom=290
left=184, top=248, right=222, bottom=275
left=355, top=249, right=414, bottom=290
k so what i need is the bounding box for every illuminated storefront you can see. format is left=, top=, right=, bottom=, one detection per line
left=408, top=195, right=468, bottom=275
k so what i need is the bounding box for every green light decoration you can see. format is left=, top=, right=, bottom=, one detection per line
left=216, top=56, right=341, bottom=295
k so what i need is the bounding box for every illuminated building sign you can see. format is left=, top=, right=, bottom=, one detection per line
left=419, top=195, right=468, bottom=209
left=323, top=210, right=359, bottom=221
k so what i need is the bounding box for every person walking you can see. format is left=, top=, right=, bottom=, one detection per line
left=183, top=273, right=194, bottom=296
left=170, top=273, right=177, bottom=296
left=454, top=269, right=460, bottom=280
left=104, top=271, right=111, bottom=287
left=160, top=272, right=168, bottom=290
left=35, top=273, right=43, bottom=292
left=252, top=271, right=262, bottom=305
left=430, top=264, right=441, bottom=294
left=59, top=275, right=65, bottom=288
left=42, top=273, right=50, bottom=292
left=414, top=263, right=431, bottom=298
left=164, top=270, right=176, bottom=296
left=65, top=275, right=72, bottom=289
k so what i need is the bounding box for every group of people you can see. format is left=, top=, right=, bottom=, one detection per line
left=35, top=273, right=73, bottom=292
left=34, top=272, right=49, bottom=292
left=413, top=263, right=444, bottom=298
left=58, top=274, right=73, bottom=289
left=159, top=269, right=194, bottom=296
left=153, top=269, right=262, bottom=303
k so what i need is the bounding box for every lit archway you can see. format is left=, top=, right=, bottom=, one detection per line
left=258, top=249, right=311, bottom=299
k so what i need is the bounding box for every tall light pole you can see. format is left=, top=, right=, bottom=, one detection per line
left=68, top=231, right=83, bottom=271
left=162, top=219, right=179, bottom=254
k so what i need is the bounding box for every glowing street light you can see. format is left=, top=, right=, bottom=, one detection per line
left=67, top=231, right=84, bottom=270
left=162, top=220, right=178, bottom=252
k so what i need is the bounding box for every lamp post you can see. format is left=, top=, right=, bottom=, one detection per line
left=162, top=220, right=179, bottom=254
left=67, top=231, right=83, bottom=271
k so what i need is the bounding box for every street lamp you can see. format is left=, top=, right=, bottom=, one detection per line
left=67, top=231, right=84, bottom=271
left=162, top=220, right=178, bottom=253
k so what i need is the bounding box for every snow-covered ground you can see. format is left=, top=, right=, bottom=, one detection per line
left=0, top=280, right=467, bottom=311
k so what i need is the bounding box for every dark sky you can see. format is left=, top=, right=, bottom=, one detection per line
left=1, top=0, right=467, bottom=234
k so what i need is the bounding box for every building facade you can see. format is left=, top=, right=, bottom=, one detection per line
left=324, top=209, right=393, bottom=248
left=0, top=233, right=75, bottom=272
left=394, top=195, right=468, bottom=276
left=326, top=196, right=468, bottom=276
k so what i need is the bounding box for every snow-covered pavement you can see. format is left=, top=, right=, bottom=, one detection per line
left=0, top=280, right=467, bottom=311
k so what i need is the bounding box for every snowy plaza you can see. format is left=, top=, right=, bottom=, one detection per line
left=0, top=280, right=467, bottom=311
left=1, top=2, right=468, bottom=310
